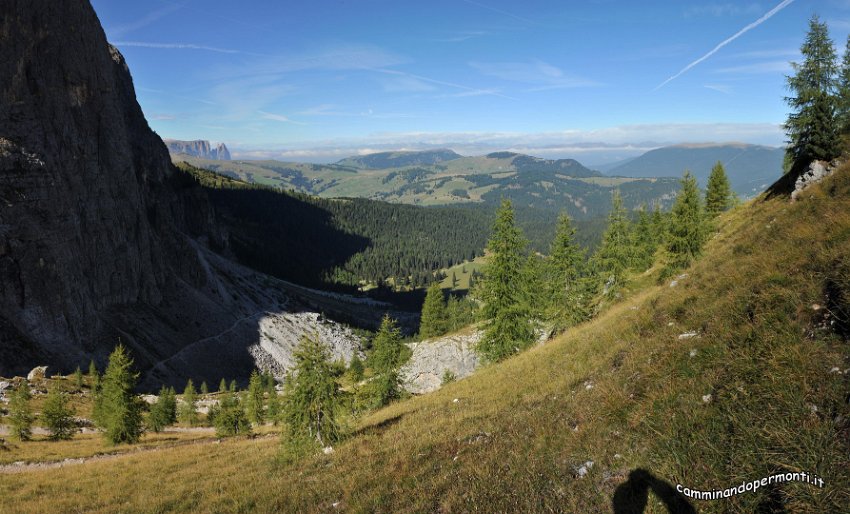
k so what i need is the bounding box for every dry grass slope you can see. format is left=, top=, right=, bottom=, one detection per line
left=2, top=167, right=850, bottom=513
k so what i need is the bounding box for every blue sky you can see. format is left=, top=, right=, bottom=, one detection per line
left=91, top=0, right=850, bottom=164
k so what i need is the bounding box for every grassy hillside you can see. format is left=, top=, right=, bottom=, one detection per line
left=336, top=149, right=462, bottom=169
left=5, top=166, right=848, bottom=512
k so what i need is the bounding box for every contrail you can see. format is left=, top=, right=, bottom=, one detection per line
left=113, top=41, right=241, bottom=54
left=654, top=0, right=797, bottom=90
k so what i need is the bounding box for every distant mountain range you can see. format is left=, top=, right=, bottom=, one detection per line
left=603, top=143, right=785, bottom=197
left=174, top=149, right=679, bottom=221
left=165, top=139, right=231, bottom=160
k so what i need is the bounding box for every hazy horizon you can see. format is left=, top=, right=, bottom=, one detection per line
left=88, top=0, right=845, bottom=164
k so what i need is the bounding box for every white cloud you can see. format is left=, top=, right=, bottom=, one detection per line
left=460, top=0, right=537, bottom=25
left=381, top=75, right=437, bottom=92
left=226, top=123, right=784, bottom=163
left=469, top=59, right=599, bottom=89
left=704, top=84, right=733, bottom=94
left=258, top=111, right=305, bottom=124
left=684, top=3, right=763, bottom=18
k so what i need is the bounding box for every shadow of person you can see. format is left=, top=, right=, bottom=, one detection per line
left=613, top=469, right=696, bottom=514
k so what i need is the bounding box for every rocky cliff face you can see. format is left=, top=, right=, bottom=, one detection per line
left=164, top=139, right=231, bottom=160
left=0, top=0, right=372, bottom=387
left=401, top=331, right=481, bottom=394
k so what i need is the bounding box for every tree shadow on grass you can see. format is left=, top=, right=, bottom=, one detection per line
left=613, top=468, right=696, bottom=514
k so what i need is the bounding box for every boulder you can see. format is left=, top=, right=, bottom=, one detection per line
left=401, top=332, right=481, bottom=394
left=26, top=366, right=48, bottom=381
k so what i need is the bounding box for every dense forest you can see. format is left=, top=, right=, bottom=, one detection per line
left=179, top=164, right=491, bottom=293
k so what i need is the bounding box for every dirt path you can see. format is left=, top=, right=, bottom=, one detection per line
left=0, top=432, right=276, bottom=474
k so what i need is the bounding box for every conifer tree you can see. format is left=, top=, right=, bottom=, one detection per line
left=347, top=355, right=364, bottom=382
left=283, top=333, right=343, bottom=445
left=420, top=282, right=448, bottom=338
left=200, top=381, right=209, bottom=395
left=266, top=389, right=282, bottom=425
left=229, top=380, right=237, bottom=393
left=179, top=379, right=198, bottom=426
left=705, top=162, right=732, bottom=216
left=99, top=344, right=144, bottom=444
left=630, top=206, right=657, bottom=271
left=245, top=370, right=265, bottom=425
left=88, top=360, right=98, bottom=380
left=651, top=204, right=667, bottom=244
left=547, top=212, right=589, bottom=332
left=42, top=386, right=76, bottom=441
left=73, top=366, right=84, bottom=391
left=369, top=315, right=406, bottom=374
left=8, top=382, right=34, bottom=441
left=477, top=199, right=535, bottom=362
left=219, top=378, right=228, bottom=394
left=785, top=15, right=840, bottom=176
left=594, top=190, right=632, bottom=294
left=446, top=294, right=474, bottom=331
left=148, top=385, right=177, bottom=432
left=837, top=35, right=850, bottom=135
left=213, top=392, right=251, bottom=437
left=666, top=171, right=708, bottom=272
left=365, top=316, right=406, bottom=407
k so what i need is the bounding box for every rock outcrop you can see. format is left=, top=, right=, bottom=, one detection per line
left=401, top=332, right=481, bottom=394
left=791, top=160, right=839, bottom=201
left=164, top=139, right=231, bottom=160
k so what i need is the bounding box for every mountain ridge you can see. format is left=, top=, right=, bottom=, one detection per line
left=605, top=143, right=784, bottom=196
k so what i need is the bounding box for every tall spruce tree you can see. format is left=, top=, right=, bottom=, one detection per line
left=283, top=333, right=343, bottom=445
left=666, top=171, right=708, bottom=272
left=705, top=161, right=732, bottom=216
left=365, top=315, right=406, bottom=407
left=8, top=382, right=34, bottom=441
left=41, top=386, right=76, bottom=441
left=245, top=370, right=265, bottom=425
left=547, top=212, right=588, bottom=333
left=837, top=35, right=850, bottom=135
left=100, top=344, right=144, bottom=444
left=785, top=15, right=840, bottom=176
left=629, top=205, right=657, bottom=272
left=179, top=379, right=198, bottom=427
left=419, top=282, right=448, bottom=338
left=594, top=190, right=632, bottom=294
left=477, top=199, right=535, bottom=362
left=369, top=315, right=406, bottom=373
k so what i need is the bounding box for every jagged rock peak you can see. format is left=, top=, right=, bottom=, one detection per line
left=164, top=139, right=231, bottom=160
